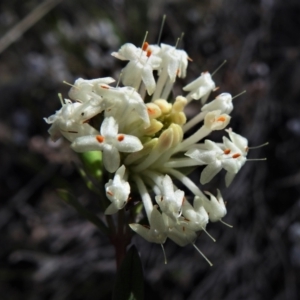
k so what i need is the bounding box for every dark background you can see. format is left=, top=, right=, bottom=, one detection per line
left=1, top=0, right=300, bottom=299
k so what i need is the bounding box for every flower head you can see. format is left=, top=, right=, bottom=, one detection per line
left=105, top=165, right=130, bottom=214
left=44, top=36, right=256, bottom=264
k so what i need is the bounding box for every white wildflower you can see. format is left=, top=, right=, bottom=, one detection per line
left=105, top=165, right=130, bottom=215
left=70, top=116, right=143, bottom=173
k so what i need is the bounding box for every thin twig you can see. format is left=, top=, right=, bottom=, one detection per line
left=0, top=0, right=63, bottom=54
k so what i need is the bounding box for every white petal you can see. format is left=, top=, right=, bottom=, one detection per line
left=141, top=64, right=156, bottom=95
left=115, top=134, right=143, bottom=153
left=101, top=116, right=118, bottom=138
left=71, top=135, right=103, bottom=152
left=103, top=145, right=120, bottom=173
left=200, top=163, right=222, bottom=184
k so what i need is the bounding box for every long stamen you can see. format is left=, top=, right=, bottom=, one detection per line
left=201, top=227, right=216, bottom=242
left=157, top=15, right=166, bottom=45
left=220, top=219, right=233, bottom=228
left=58, top=93, right=64, bottom=106
left=63, top=80, right=77, bottom=88
left=116, top=71, right=123, bottom=88
left=248, top=142, right=269, bottom=149
left=161, top=244, right=168, bottom=264
left=247, top=158, right=267, bottom=161
left=192, top=243, right=213, bottom=266
left=211, top=60, right=227, bottom=77
left=232, top=90, right=246, bottom=100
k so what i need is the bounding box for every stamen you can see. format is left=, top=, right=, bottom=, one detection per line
left=174, top=37, right=180, bottom=49
left=116, top=71, right=123, bottom=88
left=232, top=153, right=241, bottom=158
left=220, top=219, right=233, bottom=228
left=223, top=149, right=231, bottom=155
left=248, top=142, right=269, bottom=149
left=201, top=227, right=216, bottom=242
left=192, top=243, right=213, bottom=267
left=157, top=15, right=166, bottom=45
left=96, top=135, right=104, bottom=143
left=107, top=191, right=113, bottom=196
left=176, top=32, right=185, bottom=49
left=211, top=60, right=227, bottom=77
left=63, top=80, right=77, bottom=88
left=232, top=90, right=246, bottom=100
left=140, top=31, right=149, bottom=59
left=100, top=85, right=109, bottom=89
left=247, top=158, right=267, bottom=161
left=58, top=93, right=64, bottom=106
left=117, top=135, right=125, bottom=142
left=161, top=244, right=168, bottom=264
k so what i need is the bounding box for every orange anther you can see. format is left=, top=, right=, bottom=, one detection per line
left=146, top=49, right=152, bottom=57
left=107, top=191, right=113, bottom=196
left=117, top=134, right=124, bottom=142
left=142, top=42, right=149, bottom=51
left=96, top=135, right=104, bottom=143
left=217, top=116, right=226, bottom=122
left=232, top=153, right=241, bottom=158
left=224, top=149, right=231, bottom=155
left=176, top=69, right=180, bottom=76
left=100, top=85, right=109, bottom=89
left=147, top=107, right=154, bottom=115
left=187, top=56, right=193, bottom=62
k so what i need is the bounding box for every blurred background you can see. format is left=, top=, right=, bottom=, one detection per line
left=1, top=0, right=300, bottom=299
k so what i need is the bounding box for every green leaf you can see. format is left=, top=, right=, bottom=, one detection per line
left=79, top=151, right=102, bottom=180
left=112, top=245, right=144, bottom=300
left=57, top=189, right=108, bottom=234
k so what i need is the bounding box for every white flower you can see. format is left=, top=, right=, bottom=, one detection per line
left=201, top=93, right=233, bottom=115
left=70, top=116, right=143, bottom=172
left=162, top=213, right=197, bottom=247
left=204, top=110, right=231, bottom=131
left=181, top=198, right=209, bottom=231
left=68, top=77, right=115, bottom=102
left=159, top=43, right=189, bottom=81
left=155, top=175, right=184, bottom=222
left=226, top=128, right=248, bottom=155
left=111, top=43, right=161, bottom=95
left=185, top=130, right=248, bottom=186
left=96, top=85, right=150, bottom=127
left=129, top=205, right=167, bottom=244
left=44, top=100, right=99, bottom=142
left=221, top=131, right=248, bottom=186
left=195, top=190, right=226, bottom=222
left=104, top=165, right=130, bottom=215
left=183, top=72, right=216, bottom=104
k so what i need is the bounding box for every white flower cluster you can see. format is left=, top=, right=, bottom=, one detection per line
left=45, top=41, right=250, bottom=264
